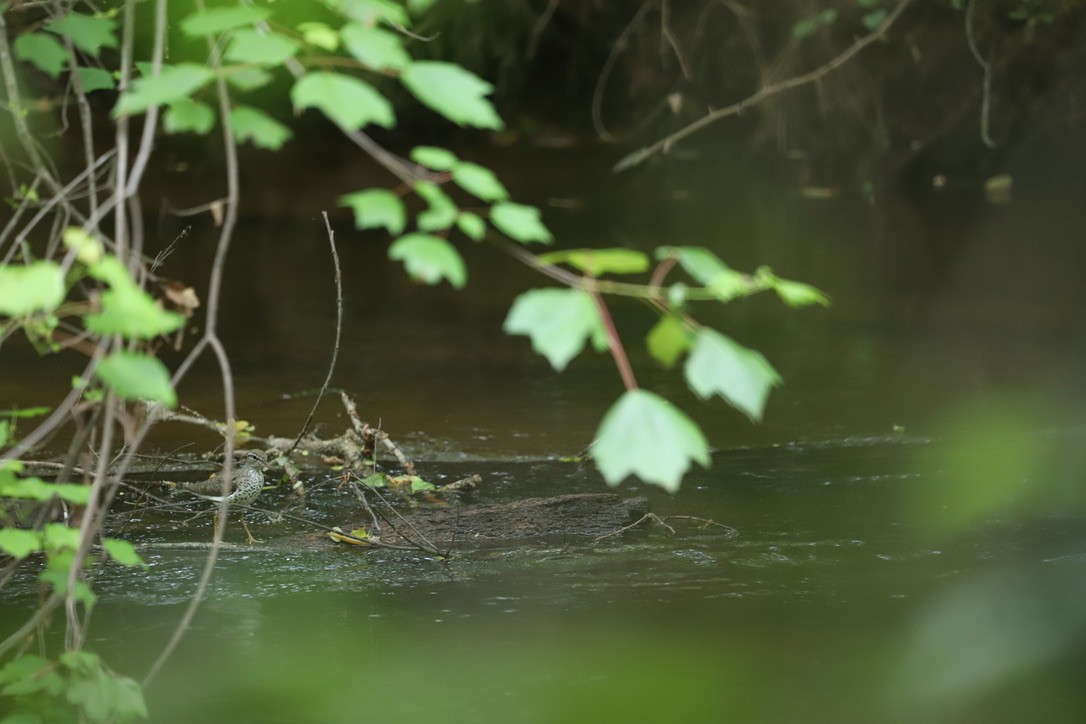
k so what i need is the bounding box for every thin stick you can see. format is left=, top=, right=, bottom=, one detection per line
left=285, top=212, right=343, bottom=458
left=142, top=8, right=243, bottom=684
left=590, top=289, right=638, bottom=391
left=613, top=0, right=914, bottom=171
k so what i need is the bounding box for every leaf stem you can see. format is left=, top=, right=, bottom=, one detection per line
left=590, top=287, right=638, bottom=391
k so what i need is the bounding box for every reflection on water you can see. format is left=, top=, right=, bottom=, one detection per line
left=2, top=139, right=1086, bottom=720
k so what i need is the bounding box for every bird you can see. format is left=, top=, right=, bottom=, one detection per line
left=181, top=450, right=268, bottom=543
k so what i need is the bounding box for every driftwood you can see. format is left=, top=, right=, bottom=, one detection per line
left=350, top=493, right=652, bottom=549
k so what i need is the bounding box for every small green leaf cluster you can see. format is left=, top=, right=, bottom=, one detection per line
left=0, top=651, right=147, bottom=722
left=341, top=145, right=551, bottom=289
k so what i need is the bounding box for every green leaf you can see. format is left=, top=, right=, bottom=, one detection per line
left=181, top=5, right=271, bottom=36
left=409, top=477, right=435, bottom=493
left=63, top=227, right=103, bottom=264
left=84, top=257, right=185, bottom=339
left=328, top=0, right=409, bottom=27
left=0, top=655, right=50, bottom=687
left=414, top=181, right=458, bottom=231
left=96, top=351, right=177, bottom=408
left=756, top=267, right=830, bottom=307
left=537, top=248, right=649, bottom=277
left=593, top=390, right=710, bottom=493
left=46, top=13, right=117, bottom=57
left=4, top=406, right=50, bottom=418
left=658, top=246, right=753, bottom=301
left=338, top=189, right=406, bottom=235
left=164, top=99, right=215, bottom=135
left=503, top=288, right=603, bottom=371
left=388, top=234, right=467, bottom=289
left=75, top=66, right=115, bottom=92
left=0, top=261, right=65, bottom=316
left=341, top=24, right=411, bottom=71
left=490, top=202, right=552, bottom=244
left=224, top=29, right=300, bottom=66
left=39, top=569, right=96, bottom=608
left=646, top=315, right=692, bottom=368
left=298, top=22, right=340, bottom=50
left=0, top=529, right=42, bottom=560
left=0, top=476, right=90, bottom=504
left=13, top=33, right=67, bottom=78
left=360, top=472, right=387, bottom=487
left=229, top=105, right=292, bottom=150
left=400, top=62, right=503, bottom=129
left=291, top=72, right=394, bottom=130
left=456, top=212, right=486, bottom=242
left=113, top=64, right=215, bottom=118
left=42, top=523, right=81, bottom=551
left=226, top=67, right=273, bottom=91
left=410, top=146, right=458, bottom=171
left=451, top=162, right=508, bottom=202
left=684, top=328, right=781, bottom=422
left=102, top=538, right=147, bottom=568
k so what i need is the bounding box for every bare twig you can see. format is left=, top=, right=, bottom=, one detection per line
left=613, top=0, right=914, bottom=172
left=284, top=212, right=343, bottom=458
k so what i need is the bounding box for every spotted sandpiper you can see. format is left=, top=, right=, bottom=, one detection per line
left=184, top=450, right=268, bottom=543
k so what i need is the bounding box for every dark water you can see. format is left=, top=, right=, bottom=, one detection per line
left=3, top=137, right=1086, bottom=720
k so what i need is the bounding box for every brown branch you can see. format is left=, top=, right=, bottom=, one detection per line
left=613, top=0, right=915, bottom=172
left=284, top=212, right=343, bottom=459
left=590, top=288, right=638, bottom=391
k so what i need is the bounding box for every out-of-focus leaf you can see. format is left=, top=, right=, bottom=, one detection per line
left=226, top=67, right=273, bottom=91
left=503, top=288, right=603, bottom=371
left=113, top=64, right=214, bottom=117
left=593, top=389, right=709, bottom=492
left=646, top=315, right=692, bottom=368
left=400, top=62, right=502, bottom=129
left=0, top=529, right=42, bottom=560
left=46, top=13, right=117, bottom=56
left=538, top=248, right=648, bottom=277
left=341, top=24, right=410, bottom=71
left=328, top=0, right=409, bottom=26
left=388, top=234, right=466, bottom=289
left=411, top=146, right=458, bottom=171
left=298, top=22, right=339, bottom=50
left=75, top=66, right=115, bottom=92
left=85, top=257, right=185, bottom=339
left=229, top=105, right=292, bottom=150
left=756, top=267, right=830, bottom=307
left=291, top=72, right=394, bottom=130
left=451, top=162, right=508, bottom=202
left=102, top=538, right=147, bottom=568
left=181, top=5, right=271, bottom=36
left=224, top=29, right=300, bottom=66
left=657, top=246, right=754, bottom=301
left=339, top=189, right=406, bottom=235
left=414, top=181, right=458, bottom=231
left=13, top=33, right=67, bottom=78
left=96, top=351, right=177, bottom=408
left=684, top=328, right=780, bottom=422
left=0, top=262, right=65, bottom=316
left=456, top=212, right=486, bottom=242
left=490, top=202, right=552, bottom=244
left=164, top=99, right=215, bottom=135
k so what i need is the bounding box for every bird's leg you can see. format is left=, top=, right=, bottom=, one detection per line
left=240, top=513, right=259, bottom=545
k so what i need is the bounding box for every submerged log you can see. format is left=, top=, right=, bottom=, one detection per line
left=355, top=493, right=651, bottom=548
